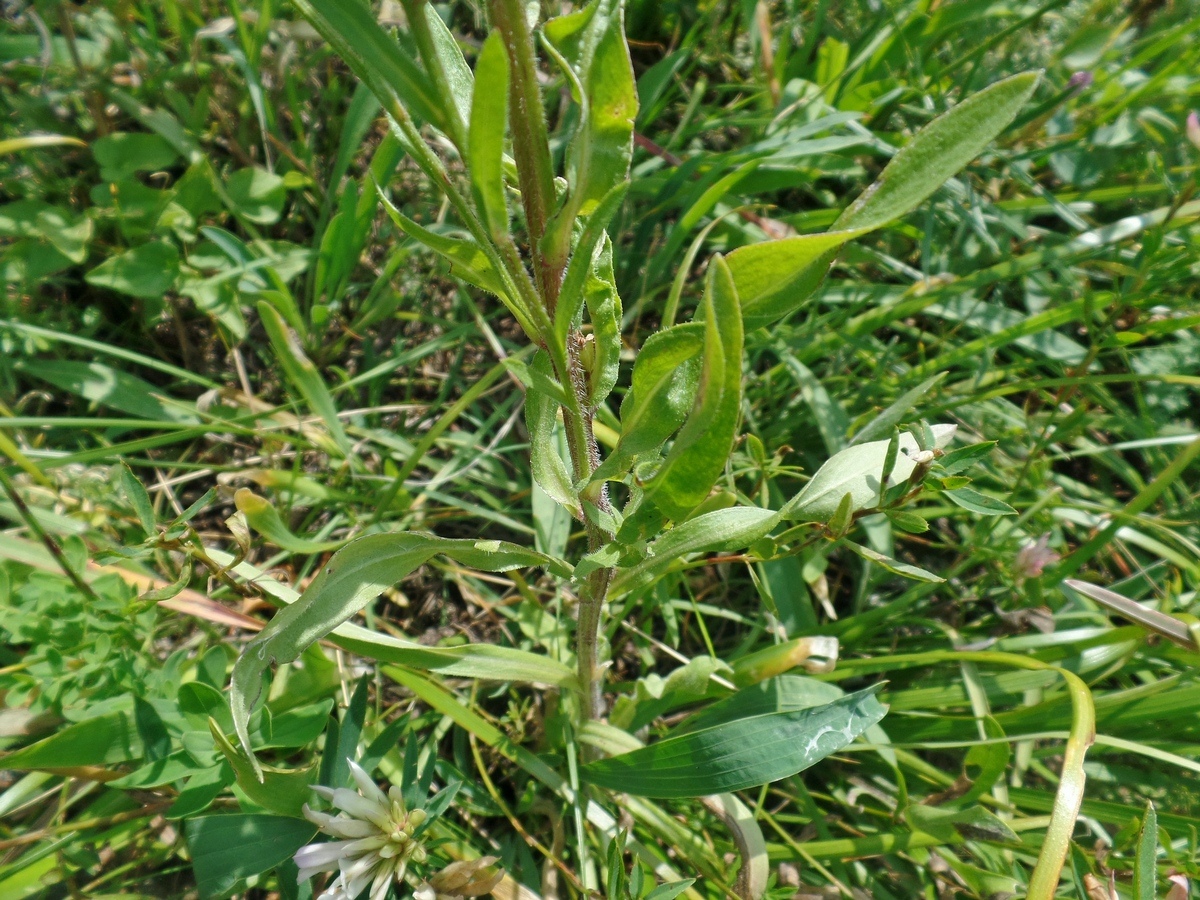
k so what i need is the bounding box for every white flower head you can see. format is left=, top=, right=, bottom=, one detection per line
left=295, top=759, right=431, bottom=900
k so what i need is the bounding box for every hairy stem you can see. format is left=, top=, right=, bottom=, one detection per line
left=488, top=0, right=612, bottom=724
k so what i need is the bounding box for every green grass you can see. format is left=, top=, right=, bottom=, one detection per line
left=2, top=0, right=1199, bottom=898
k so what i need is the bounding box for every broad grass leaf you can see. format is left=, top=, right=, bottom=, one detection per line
left=15, top=359, right=197, bottom=424
left=1134, top=802, right=1157, bottom=900
left=468, top=32, right=509, bottom=238
left=186, top=813, right=316, bottom=898
left=642, top=255, right=743, bottom=521
left=582, top=685, right=887, bottom=797
left=785, top=424, right=957, bottom=522
left=229, top=534, right=572, bottom=776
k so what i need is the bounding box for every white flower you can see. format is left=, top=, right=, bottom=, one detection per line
left=295, top=760, right=430, bottom=900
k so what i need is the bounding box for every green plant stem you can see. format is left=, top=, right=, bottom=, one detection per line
left=488, top=0, right=564, bottom=309
left=487, top=0, right=613, bottom=725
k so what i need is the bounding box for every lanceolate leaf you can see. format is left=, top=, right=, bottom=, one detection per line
left=230, top=534, right=571, bottom=778
left=582, top=685, right=887, bottom=798
left=554, top=183, right=628, bottom=342
left=583, top=235, right=622, bottom=406
left=728, top=72, right=1040, bottom=329
left=785, top=424, right=957, bottom=522
left=526, top=352, right=582, bottom=516
left=468, top=32, right=509, bottom=238
left=590, top=322, right=703, bottom=484
left=833, top=72, right=1041, bottom=232
left=642, top=255, right=743, bottom=521
left=543, top=0, right=637, bottom=222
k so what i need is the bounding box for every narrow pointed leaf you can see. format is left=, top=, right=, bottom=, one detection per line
left=642, top=255, right=743, bottom=520
left=468, top=32, right=509, bottom=238
left=258, top=302, right=350, bottom=457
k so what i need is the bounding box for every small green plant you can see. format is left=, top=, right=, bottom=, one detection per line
left=174, top=1, right=1089, bottom=898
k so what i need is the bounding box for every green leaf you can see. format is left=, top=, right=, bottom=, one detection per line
left=186, top=814, right=317, bottom=899
left=936, top=441, right=997, bottom=476
left=225, top=167, right=287, bottom=225
left=234, top=488, right=344, bottom=554
left=785, top=424, right=957, bottom=522
left=289, top=0, right=445, bottom=131
left=258, top=301, right=351, bottom=457
left=375, top=185, right=509, bottom=298
left=905, top=804, right=1019, bottom=845
left=525, top=352, right=581, bottom=517
left=4, top=709, right=142, bottom=769
left=728, top=227, right=872, bottom=329
left=582, top=685, right=887, bottom=798
left=543, top=0, right=637, bottom=222
left=591, top=322, right=703, bottom=483
left=419, top=2, right=473, bottom=139
left=945, top=487, right=1016, bottom=516
left=583, top=234, right=622, bottom=406
left=833, top=72, right=1041, bottom=232
left=468, top=32, right=509, bottom=238
left=86, top=241, right=180, bottom=299
left=92, top=131, right=179, bottom=182
left=229, top=534, right=571, bottom=778
left=728, top=72, right=1039, bottom=328
left=852, top=373, right=948, bottom=446
left=642, top=255, right=743, bottom=521
left=554, top=182, right=628, bottom=343
left=609, top=506, right=779, bottom=597
left=842, top=541, right=945, bottom=583
left=118, top=462, right=157, bottom=536
left=1133, top=801, right=1157, bottom=900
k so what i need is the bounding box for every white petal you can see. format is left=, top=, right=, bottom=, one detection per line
left=371, top=862, right=397, bottom=900
left=331, top=787, right=392, bottom=827
left=326, top=817, right=380, bottom=840
left=348, top=759, right=390, bottom=808
left=340, top=853, right=382, bottom=899
left=414, top=884, right=436, bottom=900
left=294, top=840, right=355, bottom=872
